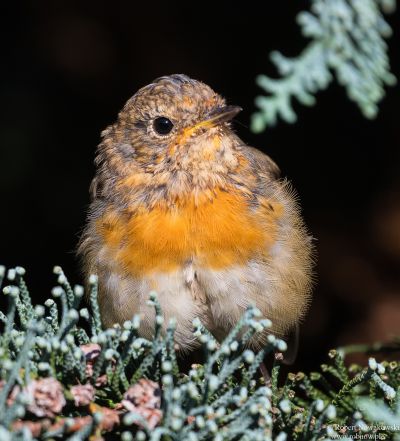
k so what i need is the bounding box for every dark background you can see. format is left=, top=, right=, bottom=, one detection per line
left=1, top=1, right=399, bottom=371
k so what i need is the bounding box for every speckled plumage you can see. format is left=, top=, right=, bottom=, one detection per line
left=78, top=74, right=313, bottom=352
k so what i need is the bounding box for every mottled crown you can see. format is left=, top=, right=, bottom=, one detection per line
left=121, top=74, right=226, bottom=126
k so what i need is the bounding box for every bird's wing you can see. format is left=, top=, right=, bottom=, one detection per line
left=243, top=145, right=281, bottom=180
left=242, top=145, right=306, bottom=365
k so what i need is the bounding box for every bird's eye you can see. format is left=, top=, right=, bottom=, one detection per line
left=153, top=117, right=174, bottom=135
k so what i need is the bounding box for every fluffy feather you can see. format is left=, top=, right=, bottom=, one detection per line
left=78, top=74, right=314, bottom=352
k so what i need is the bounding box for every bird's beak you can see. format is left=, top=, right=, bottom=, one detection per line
left=176, top=105, right=242, bottom=147
left=196, top=105, right=242, bottom=129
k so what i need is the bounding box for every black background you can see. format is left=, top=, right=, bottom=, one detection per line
left=1, top=1, right=399, bottom=370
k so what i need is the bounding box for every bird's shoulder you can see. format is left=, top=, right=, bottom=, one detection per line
left=240, top=144, right=281, bottom=181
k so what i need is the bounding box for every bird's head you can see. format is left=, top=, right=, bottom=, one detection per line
left=97, top=75, right=244, bottom=203
left=119, top=74, right=241, bottom=159
left=97, top=75, right=242, bottom=205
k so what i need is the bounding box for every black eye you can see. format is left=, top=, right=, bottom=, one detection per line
left=153, top=117, right=174, bottom=135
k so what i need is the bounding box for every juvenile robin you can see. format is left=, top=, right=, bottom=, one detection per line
left=79, top=74, right=313, bottom=356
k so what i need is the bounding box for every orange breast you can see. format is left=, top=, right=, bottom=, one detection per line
left=97, top=189, right=282, bottom=276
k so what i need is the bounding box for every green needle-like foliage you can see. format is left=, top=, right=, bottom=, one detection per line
left=251, top=0, right=397, bottom=132
left=0, top=264, right=398, bottom=440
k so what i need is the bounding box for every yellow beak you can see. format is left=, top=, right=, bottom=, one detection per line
left=194, top=105, right=242, bottom=129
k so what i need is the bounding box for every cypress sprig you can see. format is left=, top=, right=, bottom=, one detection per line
left=251, top=0, right=397, bottom=132
left=0, top=265, right=398, bottom=440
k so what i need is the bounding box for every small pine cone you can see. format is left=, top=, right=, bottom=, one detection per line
left=24, top=377, right=66, bottom=418
left=70, top=383, right=95, bottom=407
left=123, top=379, right=161, bottom=409
left=122, top=379, right=162, bottom=429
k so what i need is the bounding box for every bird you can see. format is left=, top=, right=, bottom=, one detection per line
left=78, top=74, right=313, bottom=358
